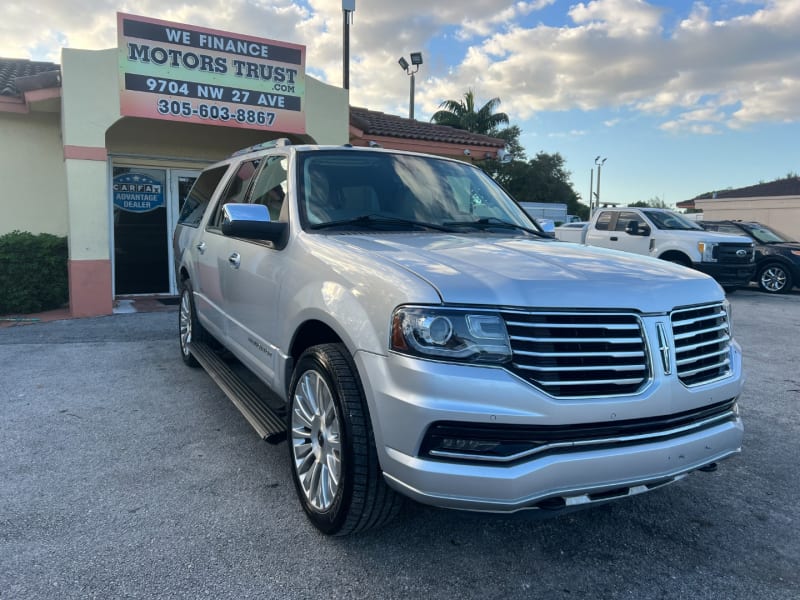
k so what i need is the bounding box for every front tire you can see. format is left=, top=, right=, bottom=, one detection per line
left=288, top=343, right=402, bottom=535
left=179, top=279, right=206, bottom=367
left=758, top=263, right=792, bottom=294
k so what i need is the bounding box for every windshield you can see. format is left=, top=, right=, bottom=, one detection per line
left=296, top=150, right=540, bottom=234
left=743, top=223, right=796, bottom=244
left=642, top=210, right=703, bottom=231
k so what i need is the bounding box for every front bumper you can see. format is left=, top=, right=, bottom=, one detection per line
left=693, top=262, right=756, bottom=287
left=355, top=342, right=744, bottom=512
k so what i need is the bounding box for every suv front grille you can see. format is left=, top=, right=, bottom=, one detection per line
left=671, top=303, right=732, bottom=386
left=501, top=311, right=649, bottom=398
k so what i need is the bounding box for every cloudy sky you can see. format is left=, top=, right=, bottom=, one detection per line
left=4, top=0, right=799, bottom=206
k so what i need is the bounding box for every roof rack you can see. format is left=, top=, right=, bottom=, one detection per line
left=230, top=138, right=291, bottom=157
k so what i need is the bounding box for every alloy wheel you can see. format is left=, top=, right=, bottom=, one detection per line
left=760, top=266, right=787, bottom=293
left=291, top=370, right=342, bottom=511
left=179, top=290, right=193, bottom=356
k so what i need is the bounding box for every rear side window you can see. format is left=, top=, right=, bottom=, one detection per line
left=177, top=166, right=228, bottom=228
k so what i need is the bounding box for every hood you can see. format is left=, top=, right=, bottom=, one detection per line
left=660, top=229, right=753, bottom=244
left=334, top=233, right=724, bottom=313
left=763, top=241, right=800, bottom=251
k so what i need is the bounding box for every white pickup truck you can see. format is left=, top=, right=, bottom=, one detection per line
left=556, top=207, right=755, bottom=289
left=173, top=142, right=744, bottom=535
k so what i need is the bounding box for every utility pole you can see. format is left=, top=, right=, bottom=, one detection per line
left=342, top=0, right=355, bottom=89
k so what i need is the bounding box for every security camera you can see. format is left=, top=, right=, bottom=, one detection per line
left=463, top=149, right=471, bottom=156
left=497, top=149, right=513, bottom=164
left=368, top=141, right=381, bottom=148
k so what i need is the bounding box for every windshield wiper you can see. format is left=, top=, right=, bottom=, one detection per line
left=443, top=217, right=548, bottom=237
left=309, top=214, right=458, bottom=232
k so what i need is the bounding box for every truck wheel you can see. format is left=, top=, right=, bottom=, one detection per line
left=758, top=263, right=792, bottom=294
left=662, top=254, right=691, bottom=268
left=179, top=279, right=206, bottom=367
left=288, top=343, right=402, bottom=535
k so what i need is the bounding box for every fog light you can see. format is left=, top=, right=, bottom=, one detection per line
left=440, top=438, right=501, bottom=453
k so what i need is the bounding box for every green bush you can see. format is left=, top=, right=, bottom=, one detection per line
left=0, top=231, right=68, bottom=314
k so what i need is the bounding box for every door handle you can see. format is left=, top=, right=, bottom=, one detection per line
left=196, top=241, right=207, bottom=254
left=228, top=252, right=241, bottom=269
left=610, top=236, right=618, bottom=241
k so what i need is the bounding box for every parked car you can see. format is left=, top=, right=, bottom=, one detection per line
left=575, top=207, right=755, bottom=290
left=699, top=220, right=800, bottom=293
left=173, top=140, right=744, bottom=535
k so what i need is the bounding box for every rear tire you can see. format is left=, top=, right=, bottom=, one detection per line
left=179, top=279, right=206, bottom=367
left=288, top=343, right=402, bottom=535
left=757, top=263, right=792, bottom=294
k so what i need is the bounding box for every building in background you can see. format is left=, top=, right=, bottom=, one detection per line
left=0, top=13, right=506, bottom=318
left=678, top=177, right=800, bottom=241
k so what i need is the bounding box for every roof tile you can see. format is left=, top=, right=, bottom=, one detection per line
left=350, top=106, right=505, bottom=148
left=0, top=58, right=60, bottom=97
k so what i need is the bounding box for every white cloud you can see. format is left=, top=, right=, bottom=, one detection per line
left=569, top=0, right=664, bottom=37
left=1, top=0, right=798, bottom=135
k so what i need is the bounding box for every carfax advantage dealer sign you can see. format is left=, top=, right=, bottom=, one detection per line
left=117, top=13, right=306, bottom=133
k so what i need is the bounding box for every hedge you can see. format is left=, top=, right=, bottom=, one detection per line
left=0, top=231, right=68, bottom=314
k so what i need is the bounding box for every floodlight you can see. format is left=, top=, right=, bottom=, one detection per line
left=410, top=52, right=423, bottom=66
left=398, top=57, right=409, bottom=70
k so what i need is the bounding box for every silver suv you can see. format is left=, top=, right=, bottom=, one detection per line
left=173, top=140, right=744, bottom=535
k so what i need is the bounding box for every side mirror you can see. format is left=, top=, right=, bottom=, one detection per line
left=625, top=220, right=650, bottom=236
left=221, top=203, right=289, bottom=249
left=624, top=220, right=639, bottom=235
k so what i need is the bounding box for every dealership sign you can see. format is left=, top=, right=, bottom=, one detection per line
left=117, top=12, right=306, bottom=133
left=113, top=173, right=164, bottom=212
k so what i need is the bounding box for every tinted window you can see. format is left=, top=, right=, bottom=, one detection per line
left=714, top=224, right=745, bottom=236
left=177, top=166, right=227, bottom=228
left=594, top=212, right=613, bottom=231
left=614, top=211, right=647, bottom=232
left=250, top=156, right=289, bottom=221
left=297, top=150, right=531, bottom=230
left=209, top=159, right=261, bottom=228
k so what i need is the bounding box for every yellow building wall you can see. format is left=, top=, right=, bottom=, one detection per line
left=0, top=111, right=67, bottom=236
left=305, top=77, right=349, bottom=144
left=697, top=197, right=800, bottom=242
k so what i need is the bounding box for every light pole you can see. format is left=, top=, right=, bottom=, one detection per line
left=398, top=52, right=423, bottom=120
left=342, top=0, right=355, bottom=89
left=593, top=156, right=607, bottom=216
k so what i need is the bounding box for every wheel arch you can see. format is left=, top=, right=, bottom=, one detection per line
left=285, top=319, right=344, bottom=396
left=658, top=250, right=692, bottom=267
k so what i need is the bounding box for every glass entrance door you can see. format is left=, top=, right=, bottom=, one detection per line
left=168, top=169, right=200, bottom=294
left=112, top=166, right=199, bottom=296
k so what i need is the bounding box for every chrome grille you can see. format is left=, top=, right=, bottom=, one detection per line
left=671, top=303, right=732, bottom=386
left=502, top=311, right=649, bottom=398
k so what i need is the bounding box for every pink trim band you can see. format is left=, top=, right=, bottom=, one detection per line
left=63, top=145, right=107, bottom=161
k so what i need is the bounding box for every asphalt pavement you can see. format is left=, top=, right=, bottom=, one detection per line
left=1, top=289, right=798, bottom=599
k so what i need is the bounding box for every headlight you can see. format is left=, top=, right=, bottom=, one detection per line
left=723, top=298, right=733, bottom=338
left=391, top=306, right=512, bottom=364
left=697, top=241, right=718, bottom=262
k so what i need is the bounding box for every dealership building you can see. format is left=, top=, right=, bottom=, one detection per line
left=0, top=13, right=505, bottom=318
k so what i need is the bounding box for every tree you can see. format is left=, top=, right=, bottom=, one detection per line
left=490, top=124, right=526, bottom=161
left=629, top=196, right=669, bottom=209
left=495, top=152, right=587, bottom=220
left=430, top=89, right=509, bottom=135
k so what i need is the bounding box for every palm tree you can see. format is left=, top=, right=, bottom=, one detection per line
left=430, top=89, right=509, bottom=135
